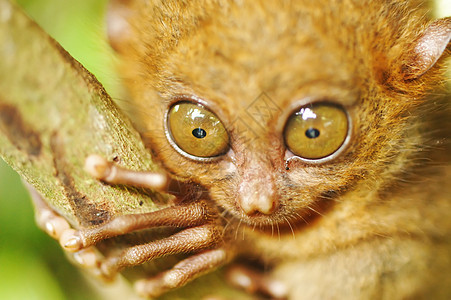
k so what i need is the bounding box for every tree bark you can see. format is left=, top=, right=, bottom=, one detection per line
left=0, top=0, right=170, bottom=227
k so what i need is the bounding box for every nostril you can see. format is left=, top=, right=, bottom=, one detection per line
left=266, top=198, right=278, bottom=214
left=239, top=198, right=257, bottom=216
left=259, top=196, right=278, bottom=215
left=239, top=195, right=278, bottom=216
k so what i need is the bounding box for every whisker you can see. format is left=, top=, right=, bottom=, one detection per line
left=271, top=222, right=274, bottom=238
left=219, top=209, right=228, bottom=219
left=284, top=216, right=296, bottom=240
left=222, top=220, right=231, bottom=236
left=235, top=219, right=242, bottom=240
left=294, top=212, right=309, bottom=225
left=306, top=205, right=324, bottom=217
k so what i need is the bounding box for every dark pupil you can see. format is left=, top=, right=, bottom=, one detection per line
left=192, top=128, right=207, bottom=139
left=305, top=128, right=320, bottom=139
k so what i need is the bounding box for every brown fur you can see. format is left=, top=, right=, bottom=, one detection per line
left=109, top=0, right=451, bottom=298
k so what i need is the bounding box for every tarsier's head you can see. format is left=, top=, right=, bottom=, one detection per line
left=108, top=0, right=450, bottom=228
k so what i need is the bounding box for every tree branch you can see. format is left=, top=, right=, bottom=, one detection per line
left=0, top=0, right=170, bottom=227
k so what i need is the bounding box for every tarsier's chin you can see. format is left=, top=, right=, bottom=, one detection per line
left=91, top=0, right=451, bottom=298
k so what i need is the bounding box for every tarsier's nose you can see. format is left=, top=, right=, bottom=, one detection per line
left=240, top=192, right=278, bottom=215
left=238, top=172, right=278, bottom=216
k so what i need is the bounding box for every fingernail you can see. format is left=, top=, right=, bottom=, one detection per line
left=60, top=229, right=82, bottom=252
left=45, top=221, right=56, bottom=237
left=64, top=236, right=81, bottom=249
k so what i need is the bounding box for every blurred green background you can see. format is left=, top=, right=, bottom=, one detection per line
left=0, top=0, right=450, bottom=299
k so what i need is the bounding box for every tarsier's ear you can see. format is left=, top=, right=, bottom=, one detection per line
left=107, top=0, right=136, bottom=53
left=402, top=17, right=451, bottom=80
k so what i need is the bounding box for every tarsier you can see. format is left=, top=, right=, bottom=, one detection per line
left=30, top=0, right=451, bottom=299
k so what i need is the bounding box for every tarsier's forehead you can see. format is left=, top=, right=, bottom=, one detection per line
left=134, top=0, right=427, bottom=52
left=133, top=0, right=425, bottom=107
left=120, top=0, right=436, bottom=122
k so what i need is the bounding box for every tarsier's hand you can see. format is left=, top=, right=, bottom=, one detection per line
left=29, top=155, right=230, bottom=298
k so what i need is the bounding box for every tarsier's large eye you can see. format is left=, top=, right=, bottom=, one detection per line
left=284, top=103, right=349, bottom=160
left=167, top=102, right=229, bottom=158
